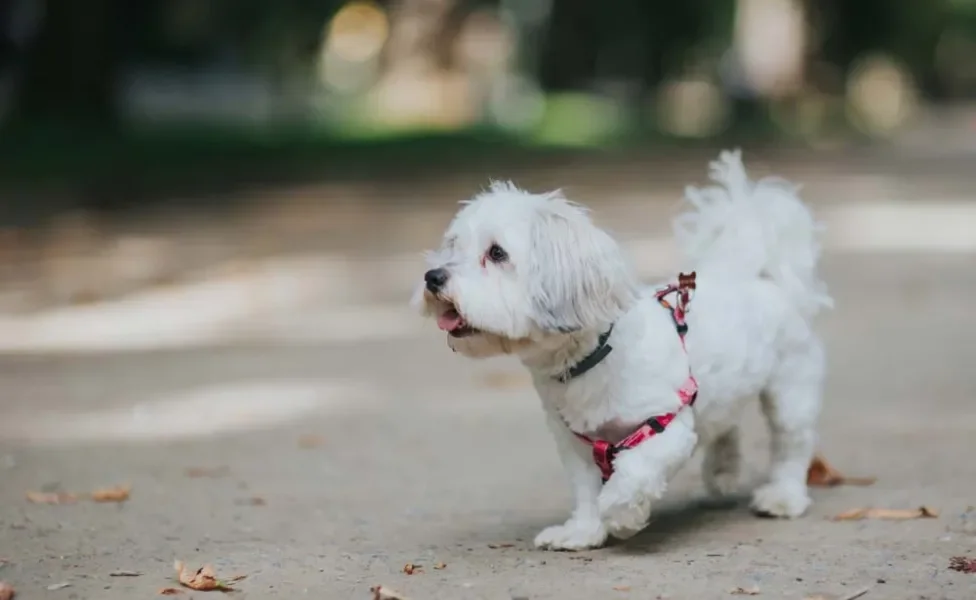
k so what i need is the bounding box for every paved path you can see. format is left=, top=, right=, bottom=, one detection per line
left=2, top=154, right=976, bottom=599
left=2, top=252, right=976, bottom=599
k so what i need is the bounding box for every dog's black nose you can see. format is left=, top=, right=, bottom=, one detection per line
left=424, top=268, right=449, bottom=293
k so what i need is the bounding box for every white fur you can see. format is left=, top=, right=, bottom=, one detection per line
left=413, top=150, right=832, bottom=550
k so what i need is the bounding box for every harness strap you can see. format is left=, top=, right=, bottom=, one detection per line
left=572, top=272, right=698, bottom=482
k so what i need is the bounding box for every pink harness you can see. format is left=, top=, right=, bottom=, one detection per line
left=568, top=272, right=699, bottom=482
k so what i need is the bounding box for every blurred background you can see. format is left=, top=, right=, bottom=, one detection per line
left=0, top=0, right=974, bottom=318
left=2, top=2, right=976, bottom=597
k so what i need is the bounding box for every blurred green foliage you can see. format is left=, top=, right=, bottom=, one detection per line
left=0, top=0, right=972, bottom=200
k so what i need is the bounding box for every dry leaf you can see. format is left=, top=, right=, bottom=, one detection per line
left=89, top=485, right=131, bottom=503
left=25, top=491, right=77, bottom=504
left=184, top=467, right=230, bottom=478
left=432, top=563, right=446, bottom=570
left=174, top=560, right=240, bottom=592
left=174, top=561, right=222, bottom=591
left=26, top=485, right=131, bottom=504
left=0, top=581, right=14, bottom=600
left=46, top=582, right=71, bottom=591
left=949, top=556, right=976, bottom=574
left=831, top=506, right=939, bottom=521
left=109, top=570, right=142, bottom=577
left=297, top=434, right=326, bottom=449
left=730, top=586, right=760, bottom=595
left=807, top=455, right=876, bottom=487
left=371, top=585, right=409, bottom=600
left=402, top=563, right=422, bottom=575
left=613, top=585, right=632, bottom=591
left=487, top=543, right=515, bottom=549
left=159, top=588, right=184, bottom=595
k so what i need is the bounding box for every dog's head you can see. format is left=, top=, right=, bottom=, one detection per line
left=412, top=182, right=639, bottom=358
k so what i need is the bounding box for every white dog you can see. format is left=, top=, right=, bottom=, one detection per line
left=412, top=150, right=832, bottom=551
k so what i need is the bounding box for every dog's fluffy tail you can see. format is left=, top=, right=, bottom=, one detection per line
left=673, top=149, right=833, bottom=319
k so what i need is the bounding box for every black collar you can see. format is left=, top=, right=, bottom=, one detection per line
left=554, top=325, right=614, bottom=383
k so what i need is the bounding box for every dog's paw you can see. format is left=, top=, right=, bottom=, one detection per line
left=750, top=481, right=811, bottom=518
left=598, top=480, right=652, bottom=539
left=533, top=519, right=607, bottom=551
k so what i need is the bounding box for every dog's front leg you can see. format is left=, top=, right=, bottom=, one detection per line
left=598, top=414, right=698, bottom=540
left=534, top=412, right=608, bottom=551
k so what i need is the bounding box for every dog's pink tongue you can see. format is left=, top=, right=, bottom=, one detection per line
left=437, top=309, right=463, bottom=331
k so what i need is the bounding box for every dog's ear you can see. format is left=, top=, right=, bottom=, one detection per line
left=527, top=196, right=638, bottom=332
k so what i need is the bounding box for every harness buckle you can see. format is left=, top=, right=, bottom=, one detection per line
left=646, top=418, right=666, bottom=434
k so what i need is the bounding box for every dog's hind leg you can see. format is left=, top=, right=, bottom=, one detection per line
left=702, top=426, right=742, bottom=499
left=750, top=338, right=824, bottom=518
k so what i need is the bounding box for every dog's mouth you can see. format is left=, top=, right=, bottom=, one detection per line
left=436, top=303, right=478, bottom=338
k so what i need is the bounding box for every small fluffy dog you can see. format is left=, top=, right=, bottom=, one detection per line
left=413, top=150, right=832, bottom=550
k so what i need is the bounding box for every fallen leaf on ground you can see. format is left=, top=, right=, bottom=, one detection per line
left=831, top=506, right=939, bottom=521
left=0, top=581, right=13, bottom=600
left=25, top=491, right=77, bottom=504
left=613, top=585, right=632, bottom=591
left=89, top=485, right=131, bottom=503
left=949, top=556, right=976, bottom=574
left=174, top=560, right=241, bottom=591
left=46, top=582, right=71, bottom=591
left=159, top=588, right=184, bottom=595
left=807, top=455, right=876, bottom=487
left=109, top=570, right=142, bottom=577
left=487, top=543, right=515, bottom=549
left=297, top=434, right=326, bottom=449
left=432, top=563, right=446, bottom=570
left=371, top=585, right=409, bottom=600
left=729, top=586, right=760, bottom=595
left=402, top=563, right=422, bottom=575
left=184, top=467, right=230, bottom=478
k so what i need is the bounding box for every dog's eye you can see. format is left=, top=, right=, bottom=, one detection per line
left=487, top=243, right=508, bottom=263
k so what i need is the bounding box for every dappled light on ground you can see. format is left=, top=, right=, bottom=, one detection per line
left=0, top=379, right=375, bottom=445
